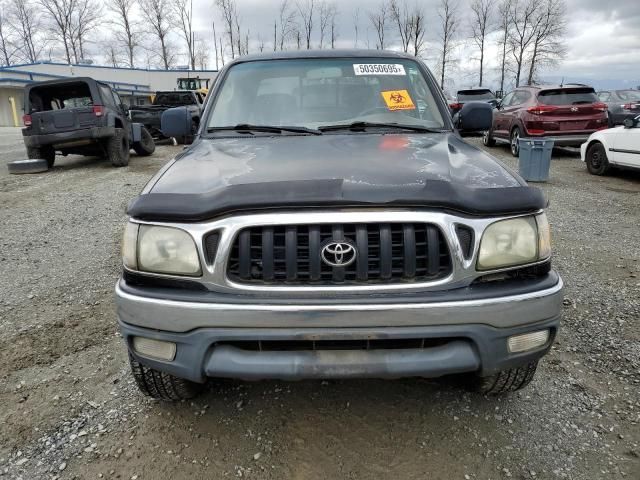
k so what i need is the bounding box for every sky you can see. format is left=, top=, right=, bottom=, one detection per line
left=188, top=0, right=639, bottom=92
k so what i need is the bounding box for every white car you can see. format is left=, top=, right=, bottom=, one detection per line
left=581, top=116, right=640, bottom=175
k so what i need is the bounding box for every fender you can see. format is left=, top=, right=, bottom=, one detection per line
left=129, top=122, right=143, bottom=144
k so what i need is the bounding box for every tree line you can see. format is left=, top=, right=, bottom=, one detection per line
left=0, top=0, right=567, bottom=90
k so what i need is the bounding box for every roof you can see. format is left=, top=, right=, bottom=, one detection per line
left=517, top=84, right=596, bottom=90
left=229, top=49, right=417, bottom=65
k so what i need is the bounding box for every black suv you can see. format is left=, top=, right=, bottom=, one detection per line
left=117, top=51, right=563, bottom=401
left=22, top=77, right=154, bottom=168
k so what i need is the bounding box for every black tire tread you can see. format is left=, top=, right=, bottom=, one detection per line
left=129, top=353, right=202, bottom=401
left=473, top=361, right=538, bottom=395
left=586, top=142, right=609, bottom=176
left=106, top=128, right=130, bottom=167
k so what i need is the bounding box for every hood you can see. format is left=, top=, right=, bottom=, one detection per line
left=150, top=133, right=522, bottom=194
left=129, top=133, right=545, bottom=222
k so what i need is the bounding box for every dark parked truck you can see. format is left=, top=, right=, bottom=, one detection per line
left=116, top=50, right=564, bottom=401
left=129, top=90, right=204, bottom=140
left=21, top=77, right=155, bottom=168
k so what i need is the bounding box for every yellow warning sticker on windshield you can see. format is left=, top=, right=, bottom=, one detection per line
left=381, top=90, right=416, bottom=111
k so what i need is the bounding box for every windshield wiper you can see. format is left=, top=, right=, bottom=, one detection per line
left=207, top=124, right=322, bottom=135
left=318, top=121, right=446, bottom=133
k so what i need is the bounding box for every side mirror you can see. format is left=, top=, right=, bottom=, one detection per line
left=457, top=102, right=493, bottom=132
left=623, top=117, right=637, bottom=129
left=161, top=106, right=192, bottom=138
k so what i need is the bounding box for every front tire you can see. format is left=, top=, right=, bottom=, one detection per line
left=129, top=354, right=203, bottom=401
left=510, top=127, right=521, bottom=157
left=27, top=146, right=55, bottom=168
left=471, top=361, right=539, bottom=395
left=586, top=142, right=609, bottom=175
left=105, top=128, right=130, bottom=167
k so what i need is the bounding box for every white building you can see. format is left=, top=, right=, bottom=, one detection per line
left=0, top=62, right=218, bottom=127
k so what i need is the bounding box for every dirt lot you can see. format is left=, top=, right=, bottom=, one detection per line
left=0, top=127, right=638, bottom=480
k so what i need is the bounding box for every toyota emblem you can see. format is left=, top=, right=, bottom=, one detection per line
left=571, top=107, right=579, bottom=112
left=321, top=240, right=357, bottom=267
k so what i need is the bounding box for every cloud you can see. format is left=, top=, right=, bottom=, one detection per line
left=194, top=0, right=640, bottom=89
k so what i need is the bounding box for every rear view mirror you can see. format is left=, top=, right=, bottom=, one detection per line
left=457, top=102, right=493, bottom=132
left=161, top=107, right=192, bottom=138
left=623, top=117, right=637, bottom=129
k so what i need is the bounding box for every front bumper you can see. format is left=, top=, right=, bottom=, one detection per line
left=116, top=273, right=563, bottom=382
left=22, top=126, right=116, bottom=148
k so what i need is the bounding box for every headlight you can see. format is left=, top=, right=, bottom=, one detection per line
left=477, top=214, right=551, bottom=271
left=122, top=223, right=201, bottom=276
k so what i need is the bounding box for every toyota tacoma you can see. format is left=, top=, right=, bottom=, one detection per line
left=116, top=51, right=563, bottom=401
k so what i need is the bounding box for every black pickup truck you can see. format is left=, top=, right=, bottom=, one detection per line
left=129, top=90, right=204, bottom=140
left=117, top=50, right=563, bottom=402
left=21, top=77, right=155, bottom=168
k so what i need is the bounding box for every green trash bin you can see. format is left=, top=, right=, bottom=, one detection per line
left=518, top=137, right=554, bottom=182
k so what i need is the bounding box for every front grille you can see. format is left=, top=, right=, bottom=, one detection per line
left=227, top=223, right=451, bottom=285
left=217, top=338, right=453, bottom=351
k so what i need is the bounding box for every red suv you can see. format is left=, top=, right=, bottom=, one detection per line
left=483, top=85, right=609, bottom=156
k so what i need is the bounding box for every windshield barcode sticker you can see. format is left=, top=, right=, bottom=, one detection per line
left=353, top=64, right=406, bottom=76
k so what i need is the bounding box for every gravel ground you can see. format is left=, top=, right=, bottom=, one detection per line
left=0, top=127, right=638, bottom=480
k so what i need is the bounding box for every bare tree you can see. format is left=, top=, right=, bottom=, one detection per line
left=107, top=0, right=139, bottom=67
left=212, top=19, right=220, bottom=68
left=496, top=0, right=511, bottom=93
left=139, top=0, right=174, bottom=69
left=318, top=1, right=335, bottom=49
left=216, top=0, right=238, bottom=59
left=8, top=0, right=43, bottom=63
left=330, top=8, right=338, bottom=48
left=368, top=1, right=388, bottom=50
left=194, top=34, right=209, bottom=69
left=353, top=7, right=360, bottom=47
left=526, top=0, right=566, bottom=84
left=0, top=8, right=15, bottom=66
left=105, top=42, right=121, bottom=67
left=277, top=0, right=295, bottom=50
left=39, top=0, right=75, bottom=64
left=470, top=0, right=494, bottom=86
left=508, top=0, right=538, bottom=87
left=71, top=0, right=102, bottom=61
left=437, top=0, right=459, bottom=89
left=173, top=0, right=195, bottom=69
left=296, top=0, right=314, bottom=50
left=390, top=0, right=412, bottom=53
left=410, top=5, right=427, bottom=57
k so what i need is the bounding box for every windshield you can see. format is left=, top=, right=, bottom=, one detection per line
left=457, top=89, right=494, bottom=101
left=207, top=58, right=446, bottom=131
left=618, top=90, right=640, bottom=101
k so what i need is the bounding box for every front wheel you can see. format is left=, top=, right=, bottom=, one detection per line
left=129, top=354, right=203, bottom=401
left=470, top=360, right=539, bottom=395
left=586, top=142, right=609, bottom=175
left=510, top=127, right=521, bottom=157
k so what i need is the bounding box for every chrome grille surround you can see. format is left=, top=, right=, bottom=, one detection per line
left=126, top=209, right=548, bottom=295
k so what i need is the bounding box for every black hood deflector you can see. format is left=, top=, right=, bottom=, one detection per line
left=128, top=179, right=547, bottom=222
